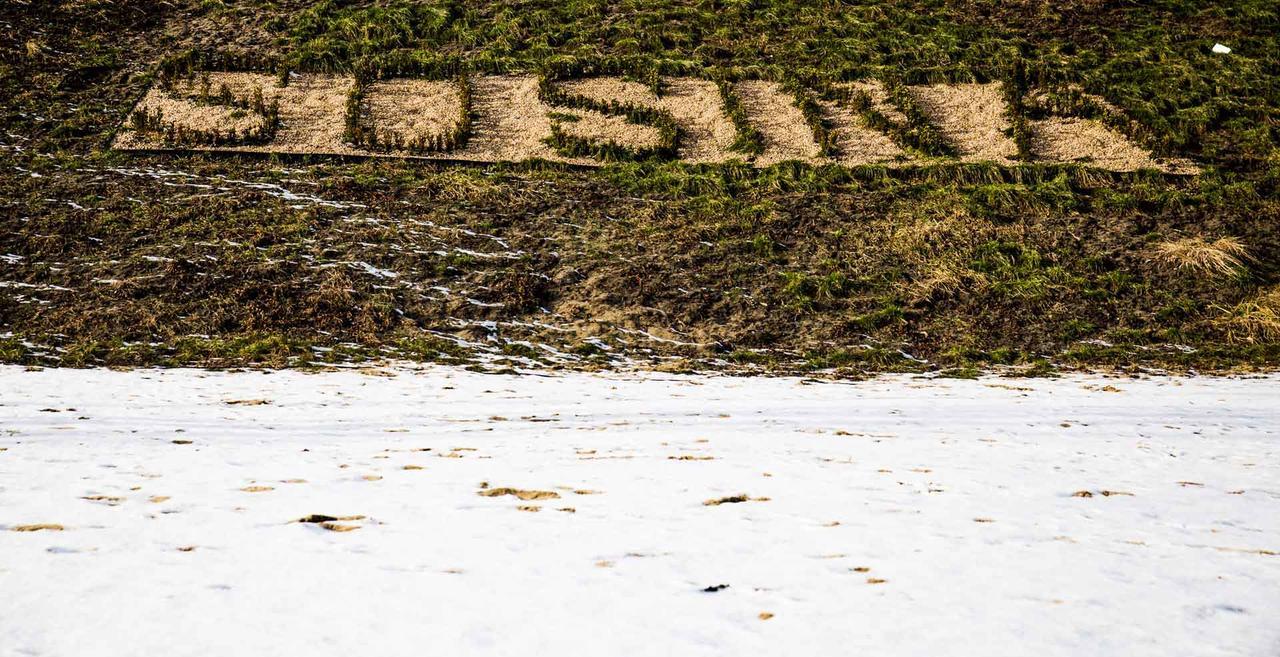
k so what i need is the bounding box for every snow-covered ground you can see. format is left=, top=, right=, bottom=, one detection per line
left=1, top=366, right=1277, bottom=657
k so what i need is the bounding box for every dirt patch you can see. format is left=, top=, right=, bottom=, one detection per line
left=910, top=82, right=1017, bottom=164
left=734, top=80, right=822, bottom=165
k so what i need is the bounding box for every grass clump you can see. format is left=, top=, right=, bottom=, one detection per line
left=1214, top=287, right=1280, bottom=344
left=1152, top=236, right=1250, bottom=279
left=717, top=79, right=765, bottom=156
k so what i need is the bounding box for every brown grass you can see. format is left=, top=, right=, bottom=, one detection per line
left=1152, top=235, right=1249, bottom=278
left=703, top=494, right=770, bottom=506
left=11, top=523, right=65, bottom=532
left=557, top=77, right=736, bottom=163
left=911, top=82, right=1017, bottom=164
left=734, top=80, right=822, bottom=165
left=556, top=110, right=663, bottom=148
left=478, top=487, right=561, bottom=500
left=364, top=78, right=462, bottom=149
left=295, top=514, right=365, bottom=523
left=1031, top=118, right=1160, bottom=172
left=130, top=75, right=276, bottom=137
left=455, top=75, right=587, bottom=164
left=1214, top=287, right=1280, bottom=344
left=819, top=95, right=909, bottom=166
left=116, top=74, right=1191, bottom=172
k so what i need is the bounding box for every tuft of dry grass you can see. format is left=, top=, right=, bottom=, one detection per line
left=1214, top=287, right=1280, bottom=344
left=478, top=487, right=560, bottom=500
left=703, top=494, right=770, bottom=506
left=1152, top=236, right=1249, bottom=278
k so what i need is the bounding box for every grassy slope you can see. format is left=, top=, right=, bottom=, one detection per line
left=1, top=0, right=1278, bottom=375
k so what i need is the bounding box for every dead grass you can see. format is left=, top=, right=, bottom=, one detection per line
left=557, top=77, right=736, bottom=163
left=556, top=110, right=663, bottom=149
left=1031, top=118, right=1160, bottom=172
left=734, top=80, right=822, bottom=165
left=703, top=494, right=770, bottom=506
left=1152, top=236, right=1249, bottom=278
left=116, top=73, right=1189, bottom=173
left=295, top=514, right=365, bottom=523
left=11, top=523, right=65, bottom=532
left=363, top=78, right=463, bottom=150
left=478, top=487, right=561, bottom=500
left=1214, top=286, right=1280, bottom=344
left=910, top=83, right=1017, bottom=164
left=819, top=94, right=909, bottom=166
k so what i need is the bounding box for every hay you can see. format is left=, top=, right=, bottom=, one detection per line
left=116, top=72, right=280, bottom=146
left=1152, top=235, right=1249, bottom=278
left=818, top=97, right=910, bottom=166
left=271, top=73, right=357, bottom=154
left=910, top=82, right=1017, bottom=164
left=117, top=72, right=360, bottom=155
left=363, top=78, right=463, bottom=151
left=1215, top=286, right=1280, bottom=344
left=1031, top=118, right=1160, bottom=172
left=115, top=73, right=1198, bottom=173
left=451, top=75, right=588, bottom=165
left=734, top=80, right=822, bottom=165
left=553, top=109, right=663, bottom=149
left=556, top=77, right=736, bottom=163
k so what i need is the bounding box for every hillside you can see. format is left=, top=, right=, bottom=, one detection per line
left=2, top=0, right=1278, bottom=375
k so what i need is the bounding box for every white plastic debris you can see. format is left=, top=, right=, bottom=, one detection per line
left=1212, top=43, right=1232, bottom=54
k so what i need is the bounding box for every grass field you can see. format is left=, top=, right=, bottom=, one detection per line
left=2, top=0, right=1279, bottom=375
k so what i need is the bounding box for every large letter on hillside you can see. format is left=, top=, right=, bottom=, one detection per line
left=118, top=72, right=359, bottom=155
left=552, top=77, right=738, bottom=164
left=449, top=75, right=568, bottom=163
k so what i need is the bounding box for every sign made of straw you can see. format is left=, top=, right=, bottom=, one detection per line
left=116, top=69, right=1197, bottom=174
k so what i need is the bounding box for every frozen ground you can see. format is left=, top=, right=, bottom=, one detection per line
left=0, top=365, right=1277, bottom=657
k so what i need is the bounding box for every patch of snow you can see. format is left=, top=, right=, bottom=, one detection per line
left=0, top=367, right=1277, bottom=657
left=349, top=261, right=399, bottom=279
